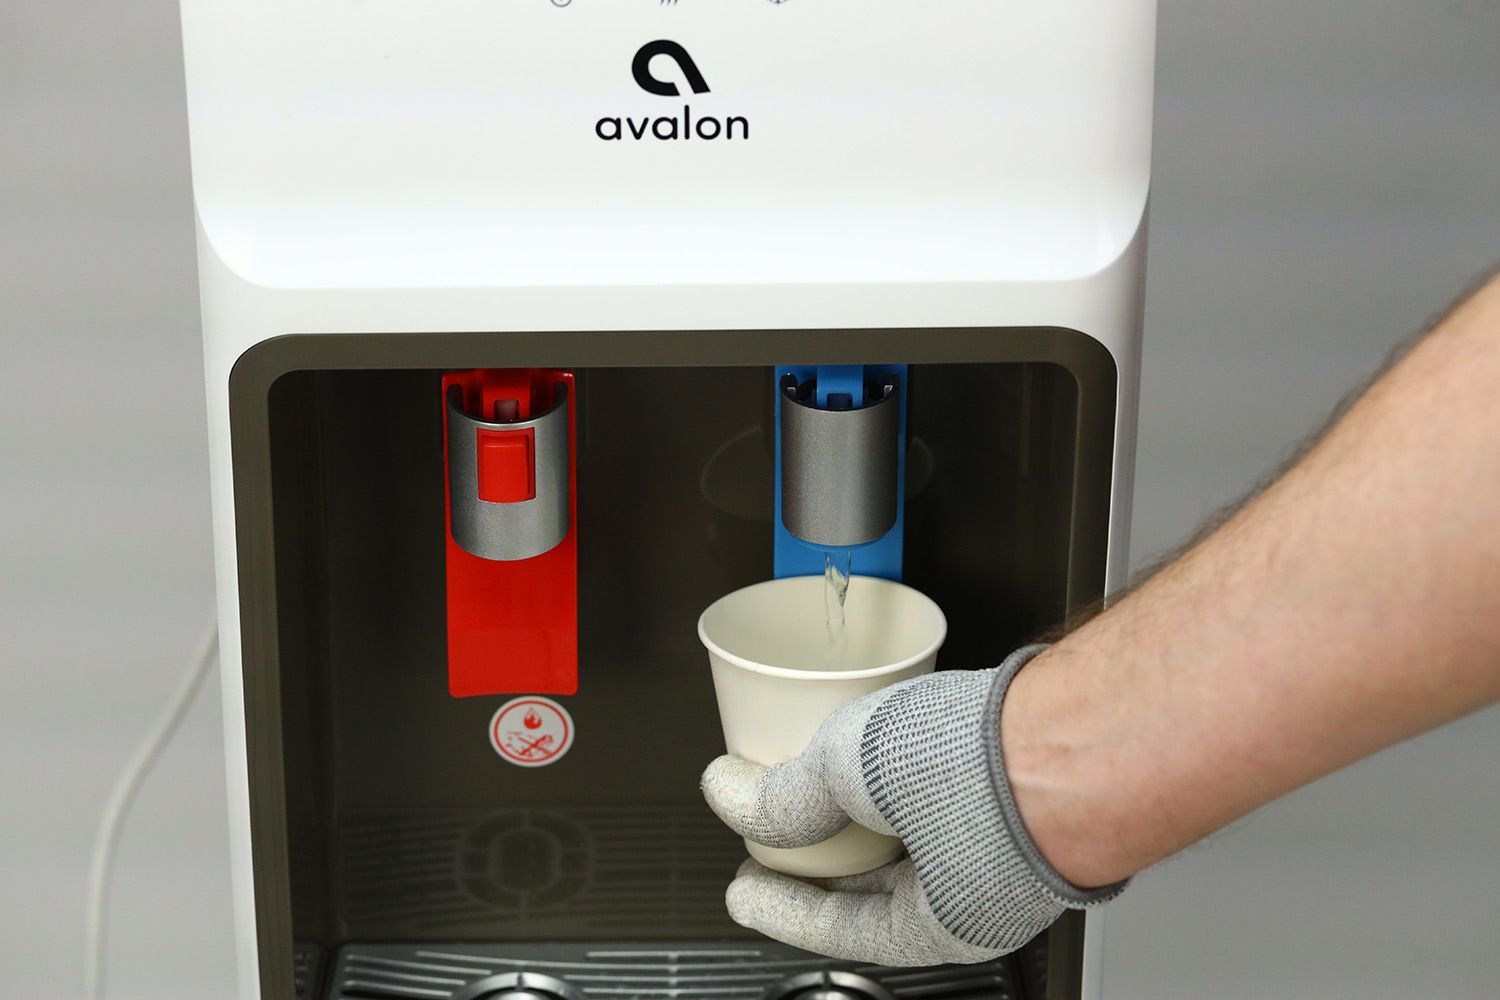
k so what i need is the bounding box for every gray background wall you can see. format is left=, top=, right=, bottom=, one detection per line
left=2, top=2, right=1497, bottom=998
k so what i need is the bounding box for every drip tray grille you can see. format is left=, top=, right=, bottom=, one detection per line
left=338, top=807, right=747, bottom=939
left=325, top=942, right=1022, bottom=1000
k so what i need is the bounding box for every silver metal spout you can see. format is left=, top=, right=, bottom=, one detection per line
left=446, top=381, right=571, bottom=561
left=779, top=373, right=900, bottom=548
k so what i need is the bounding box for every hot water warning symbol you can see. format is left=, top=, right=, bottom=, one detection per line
left=489, top=697, right=575, bottom=768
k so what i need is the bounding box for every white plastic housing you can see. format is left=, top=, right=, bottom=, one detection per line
left=180, top=2, right=1156, bottom=997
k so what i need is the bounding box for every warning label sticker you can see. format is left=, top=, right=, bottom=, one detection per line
left=489, top=697, right=575, bottom=768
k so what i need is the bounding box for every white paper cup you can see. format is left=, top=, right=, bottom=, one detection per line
left=698, top=575, right=946, bottom=878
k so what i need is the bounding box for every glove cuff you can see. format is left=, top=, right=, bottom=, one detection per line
left=986, top=645, right=1131, bottom=908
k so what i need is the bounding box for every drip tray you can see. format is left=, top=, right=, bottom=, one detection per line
left=322, top=942, right=1022, bottom=1000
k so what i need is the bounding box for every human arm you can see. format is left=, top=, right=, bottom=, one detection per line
left=702, top=272, right=1500, bottom=963
left=1009, top=271, right=1500, bottom=887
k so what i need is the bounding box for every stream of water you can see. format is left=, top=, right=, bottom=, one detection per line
left=823, top=549, right=853, bottom=668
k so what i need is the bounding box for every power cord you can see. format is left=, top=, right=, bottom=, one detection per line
left=83, top=620, right=220, bottom=1000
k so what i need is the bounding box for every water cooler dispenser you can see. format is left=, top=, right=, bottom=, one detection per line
left=182, top=3, right=1155, bottom=998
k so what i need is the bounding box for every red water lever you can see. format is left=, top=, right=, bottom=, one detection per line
left=442, top=369, right=578, bottom=697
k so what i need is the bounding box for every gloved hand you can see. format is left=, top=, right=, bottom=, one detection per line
left=700, top=645, right=1127, bottom=967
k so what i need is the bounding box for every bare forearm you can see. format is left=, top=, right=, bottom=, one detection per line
left=1004, top=274, right=1500, bottom=888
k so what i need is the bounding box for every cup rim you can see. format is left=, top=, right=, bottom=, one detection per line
left=696, top=575, right=948, bottom=681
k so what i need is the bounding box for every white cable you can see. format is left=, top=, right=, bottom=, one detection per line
left=84, top=620, right=219, bottom=1000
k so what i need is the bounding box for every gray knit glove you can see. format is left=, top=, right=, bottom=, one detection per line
left=700, top=645, right=1127, bottom=967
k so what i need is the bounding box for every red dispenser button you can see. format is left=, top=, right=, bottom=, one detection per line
left=476, top=429, right=536, bottom=503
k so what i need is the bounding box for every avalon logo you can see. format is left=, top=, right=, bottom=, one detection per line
left=631, top=39, right=709, bottom=97
left=596, top=40, right=750, bottom=142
